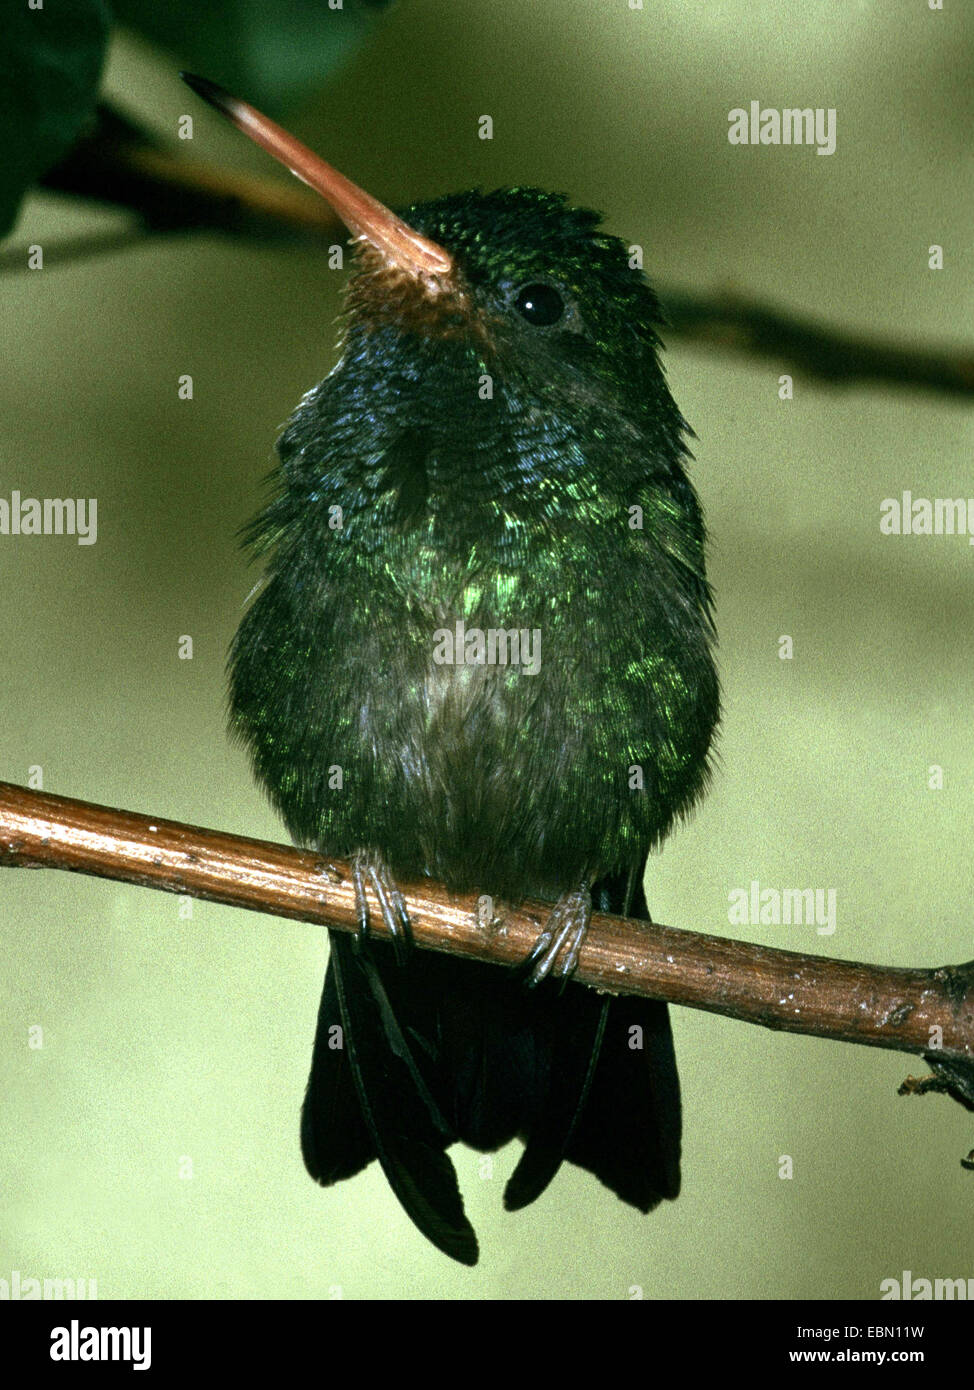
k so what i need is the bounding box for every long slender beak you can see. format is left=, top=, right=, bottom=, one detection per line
left=179, top=72, right=452, bottom=281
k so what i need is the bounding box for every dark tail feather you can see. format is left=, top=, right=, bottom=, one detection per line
left=562, top=870, right=682, bottom=1207
left=300, top=942, right=375, bottom=1184
left=564, top=994, right=681, bottom=1207
left=301, top=931, right=478, bottom=1266
left=300, top=868, right=680, bottom=1261
left=502, top=986, right=608, bottom=1211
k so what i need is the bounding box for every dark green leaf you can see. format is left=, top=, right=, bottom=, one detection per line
left=110, top=0, right=397, bottom=113
left=0, top=0, right=111, bottom=236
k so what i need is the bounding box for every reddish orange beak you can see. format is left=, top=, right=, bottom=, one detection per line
left=180, top=72, right=452, bottom=281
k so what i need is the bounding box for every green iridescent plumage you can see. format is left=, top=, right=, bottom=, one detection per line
left=228, top=186, right=719, bottom=1263
left=231, top=188, right=717, bottom=897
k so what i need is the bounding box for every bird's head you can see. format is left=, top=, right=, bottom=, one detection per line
left=180, top=74, right=677, bottom=437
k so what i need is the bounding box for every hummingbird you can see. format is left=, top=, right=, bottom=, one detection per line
left=182, top=73, right=719, bottom=1266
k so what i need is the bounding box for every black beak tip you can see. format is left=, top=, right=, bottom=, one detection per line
left=179, top=71, right=232, bottom=113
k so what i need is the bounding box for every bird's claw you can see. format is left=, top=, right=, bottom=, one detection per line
left=351, top=849, right=413, bottom=963
left=522, top=886, right=591, bottom=988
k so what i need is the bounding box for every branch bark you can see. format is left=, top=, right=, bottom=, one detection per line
left=661, top=290, right=974, bottom=398
left=39, top=104, right=344, bottom=239
left=2, top=780, right=972, bottom=1094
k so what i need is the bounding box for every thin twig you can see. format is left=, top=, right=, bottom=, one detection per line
left=36, top=104, right=343, bottom=240
left=663, top=291, right=974, bottom=398
left=1, top=781, right=972, bottom=1089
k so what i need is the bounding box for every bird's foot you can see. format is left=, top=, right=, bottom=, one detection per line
left=521, top=885, right=591, bottom=987
left=351, top=849, right=413, bottom=964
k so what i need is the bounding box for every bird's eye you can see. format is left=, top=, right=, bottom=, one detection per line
left=513, top=282, right=565, bottom=327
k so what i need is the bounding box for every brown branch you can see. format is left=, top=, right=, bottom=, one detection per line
left=662, top=290, right=974, bottom=398
left=2, top=780, right=972, bottom=1093
left=5, top=105, right=971, bottom=398
left=0, top=107, right=343, bottom=274
left=38, top=104, right=343, bottom=240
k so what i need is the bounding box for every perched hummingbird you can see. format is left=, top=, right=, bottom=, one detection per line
left=182, top=73, right=719, bottom=1266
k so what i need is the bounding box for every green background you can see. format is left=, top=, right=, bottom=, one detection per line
left=2, top=0, right=972, bottom=1299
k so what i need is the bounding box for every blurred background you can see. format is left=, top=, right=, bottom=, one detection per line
left=1, top=0, right=972, bottom=1300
